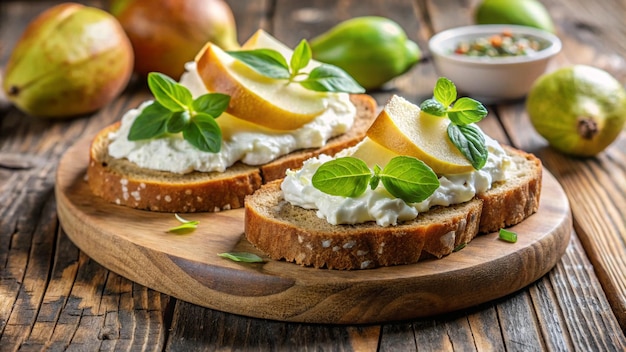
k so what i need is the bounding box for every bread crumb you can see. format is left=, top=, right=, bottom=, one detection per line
left=120, top=178, right=129, bottom=200
left=140, top=183, right=146, bottom=189
left=378, top=242, right=386, bottom=254
left=298, top=235, right=304, bottom=243
left=185, top=189, right=192, bottom=195
left=332, top=246, right=340, bottom=251
left=196, top=196, right=203, bottom=202
left=360, top=261, right=371, bottom=269
left=164, top=195, right=172, bottom=203
left=322, top=240, right=332, bottom=248
left=357, top=250, right=368, bottom=256
left=223, top=204, right=231, bottom=210
left=441, top=231, right=456, bottom=249
left=343, top=241, right=356, bottom=249
left=115, top=198, right=121, bottom=204
left=156, top=195, right=161, bottom=200
left=130, top=191, right=141, bottom=201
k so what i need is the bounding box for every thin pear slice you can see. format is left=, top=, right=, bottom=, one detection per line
left=350, top=137, right=398, bottom=169
left=366, top=95, right=474, bottom=175
left=195, top=31, right=328, bottom=130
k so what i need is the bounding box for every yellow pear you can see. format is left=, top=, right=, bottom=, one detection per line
left=2, top=3, right=133, bottom=118
left=366, top=95, right=473, bottom=174
left=195, top=30, right=329, bottom=130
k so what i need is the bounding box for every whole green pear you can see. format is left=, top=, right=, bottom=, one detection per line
left=2, top=3, right=134, bottom=118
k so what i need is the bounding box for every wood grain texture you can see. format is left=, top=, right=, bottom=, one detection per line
left=56, top=133, right=571, bottom=324
left=2, top=0, right=626, bottom=349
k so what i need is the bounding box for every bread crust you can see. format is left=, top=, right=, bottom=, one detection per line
left=87, top=94, right=376, bottom=212
left=244, top=147, right=542, bottom=269
left=478, top=146, right=542, bottom=233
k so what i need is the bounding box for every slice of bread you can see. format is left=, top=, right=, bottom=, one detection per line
left=87, top=94, right=377, bottom=212
left=244, top=147, right=542, bottom=269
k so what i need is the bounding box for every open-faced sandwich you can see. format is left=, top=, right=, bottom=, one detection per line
left=245, top=78, right=542, bottom=269
left=87, top=30, right=377, bottom=212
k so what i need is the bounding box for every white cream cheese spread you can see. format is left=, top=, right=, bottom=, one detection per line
left=107, top=62, right=357, bottom=174
left=281, top=133, right=511, bottom=227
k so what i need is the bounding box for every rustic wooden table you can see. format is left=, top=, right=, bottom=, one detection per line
left=2, top=0, right=626, bottom=350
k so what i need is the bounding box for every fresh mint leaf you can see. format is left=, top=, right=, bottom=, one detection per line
left=433, top=77, right=457, bottom=107
left=290, top=39, right=311, bottom=76
left=227, top=49, right=291, bottom=79
left=147, top=72, right=192, bottom=111
left=183, top=113, right=222, bottom=153
left=448, top=97, right=488, bottom=125
left=379, top=156, right=439, bottom=203
left=447, top=124, right=488, bottom=170
left=128, top=102, right=171, bottom=140
left=130, top=73, right=229, bottom=153
left=228, top=40, right=365, bottom=93
left=300, top=64, right=365, bottom=93
left=192, top=93, right=231, bottom=118
left=419, top=98, right=447, bottom=117
left=312, top=157, right=372, bottom=197
left=421, top=77, right=489, bottom=170
left=369, top=165, right=382, bottom=190
left=166, top=110, right=191, bottom=133
left=218, top=252, right=264, bottom=263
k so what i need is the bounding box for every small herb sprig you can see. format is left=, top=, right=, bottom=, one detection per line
left=168, top=214, right=200, bottom=234
left=227, top=40, right=365, bottom=94
left=312, top=156, right=440, bottom=204
left=420, top=77, right=489, bottom=170
left=218, top=252, right=264, bottom=263
left=128, top=72, right=230, bottom=153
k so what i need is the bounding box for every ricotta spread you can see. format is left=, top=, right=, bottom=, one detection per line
left=107, top=62, right=357, bottom=174
left=281, top=132, right=511, bottom=227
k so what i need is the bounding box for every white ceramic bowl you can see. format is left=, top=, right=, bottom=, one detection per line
left=429, top=24, right=562, bottom=102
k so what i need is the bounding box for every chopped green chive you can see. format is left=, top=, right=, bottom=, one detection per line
left=499, top=228, right=518, bottom=243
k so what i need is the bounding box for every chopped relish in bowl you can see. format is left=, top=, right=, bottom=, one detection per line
left=454, top=30, right=545, bottom=57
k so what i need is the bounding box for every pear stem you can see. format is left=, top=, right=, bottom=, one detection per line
left=8, top=85, right=19, bottom=97
left=577, top=117, right=598, bottom=140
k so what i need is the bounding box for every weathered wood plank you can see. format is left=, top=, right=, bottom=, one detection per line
left=492, top=0, right=626, bottom=331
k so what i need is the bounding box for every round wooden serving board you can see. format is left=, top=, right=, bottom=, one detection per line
left=55, top=135, right=572, bottom=324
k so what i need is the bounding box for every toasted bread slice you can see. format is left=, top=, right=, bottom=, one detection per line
left=244, top=147, right=542, bottom=269
left=87, top=94, right=376, bottom=212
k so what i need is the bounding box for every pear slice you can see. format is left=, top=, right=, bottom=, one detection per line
left=366, top=95, right=473, bottom=175
left=195, top=30, right=328, bottom=130
left=350, top=138, right=398, bottom=169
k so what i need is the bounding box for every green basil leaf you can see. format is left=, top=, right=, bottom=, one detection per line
left=447, top=124, right=488, bottom=170
left=166, top=110, right=191, bottom=133
left=300, top=64, right=365, bottom=93
left=192, top=93, right=230, bottom=118
left=227, top=49, right=291, bottom=79
left=419, top=98, right=447, bottom=117
left=147, top=72, right=192, bottom=111
left=369, top=165, right=382, bottom=190
left=448, top=97, right=488, bottom=125
left=433, top=77, right=457, bottom=107
left=182, top=113, right=222, bottom=153
left=312, top=157, right=372, bottom=197
left=128, top=102, right=171, bottom=140
left=218, top=252, right=264, bottom=263
left=379, top=156, right=440, bottom=203
left=290, top=39, right=312, bottom=75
